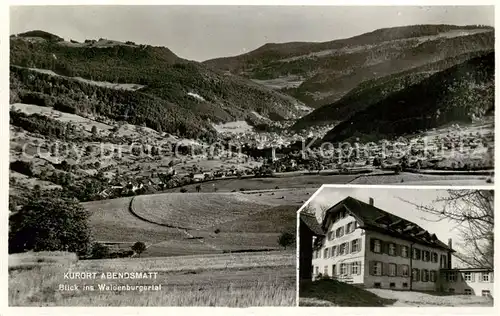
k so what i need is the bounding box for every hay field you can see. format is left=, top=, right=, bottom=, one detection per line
left=9, top=251, right=296, bottom=306
left=85, top=192, right=300, bottom=257
left=132, top=192, right=288, bottom=230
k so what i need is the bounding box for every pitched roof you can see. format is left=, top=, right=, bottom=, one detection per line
left=300, top=212, right=324, bottom=236
left=323, top=196, right=454, bottom=252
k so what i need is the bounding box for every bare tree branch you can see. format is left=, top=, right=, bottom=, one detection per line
left=400, top=190, right=493, bottom=269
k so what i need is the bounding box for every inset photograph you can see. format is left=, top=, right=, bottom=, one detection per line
left=299, top=186, right=494, bottom=306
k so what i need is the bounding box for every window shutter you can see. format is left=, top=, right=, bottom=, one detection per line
left=382, top=262, right=388, bottom=276
left=345, top=224, right=349, bottom=233
left=345, top=242, right=349, bottom=254
left=416, top=269, right=420, bottom=282
left=370, top=238, right=375, bottom=252
left=369, top=261, right=374, bottom=276
left=394, top=264, right=398, bottom=276
left=357, top=261, right=362, bottom=275
left=357, top=238, right=362, bottom=252
left=347, top=263, right=352, bottom=275
left=471, top=272, right=475, bottom=282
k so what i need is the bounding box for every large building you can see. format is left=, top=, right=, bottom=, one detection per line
left=309, top=196, right=494, bottom=296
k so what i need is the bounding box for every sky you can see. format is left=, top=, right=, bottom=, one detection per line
left=306, top=187, right=466, bottom=260
left=9, top=5, right=494, bottom=61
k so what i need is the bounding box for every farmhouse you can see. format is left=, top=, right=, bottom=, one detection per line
left=308, top=196, right=494, bottom=296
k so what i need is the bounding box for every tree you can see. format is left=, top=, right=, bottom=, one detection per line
left=9, top=192, right=92, bottom=256
left=402, top=190, right=493, bottom=268
left=132, top=241, right=146, bottom=257
left=278, top=231, right=295, bottom=250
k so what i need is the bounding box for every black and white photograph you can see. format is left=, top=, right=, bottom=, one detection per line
left=298, top=186, right=494, bottom=306
left=5, top=4, right=495, bottom=308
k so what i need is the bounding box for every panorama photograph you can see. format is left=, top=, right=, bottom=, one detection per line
left=7, top=5, right=495, bottom=306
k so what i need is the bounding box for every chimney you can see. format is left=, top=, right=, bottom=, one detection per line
left=447, top=238, right=453, bottom=269
left=369, top=197, right=374, bottom=206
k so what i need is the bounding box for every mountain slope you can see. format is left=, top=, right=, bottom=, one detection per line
left=320, top=52, right=495, bottom=144
left=204, top=25, right=494, bottom=108
left=291, top=49, right=494, bottom=130
left=10, top=32, right=306, bottom=139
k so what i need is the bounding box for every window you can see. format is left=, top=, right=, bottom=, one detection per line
left=412, top=248, right=421, bottom=260
left=336, top=227, right=344, bottom=238
left=449, top=288, right=455, bottom=293
left=464, top=289, right=472, bottom=295
left=388, top=263, right=397, bottom=276
left=401, top=246, right=409, bottom=258
left=402, top=282, right=408, bottom=288
left=423, top=250, right=430, bottom=262
left=412, top=269, right=420, bottom=282
left=482, top=272, right=490, bottom=282
left=328, top=231, right=334, bottom=241
left=401, top=264, right=409, bottom=277
left=422, top=269, right=429, bottom=282
left=324, top=248, right=329, bottom=258
left=374, top=282, right=381, bottom=288
left=324, top=266, right=328, bottom=275
left=447, top=272, right=457, bottom=282
left=332, top=265, right=336, bottom=275
left=351, top=262, right=360, bottom=275
left=315, top=266, right=319, bottom=275
left=430, top=270, right=437, bottom=282
left=431, top=252, right=438, bottom=263
left=354, top=221, right=358, bottom=229
left=464, top=272, right=472, bottom=282
left=346, top=222, right=353, bottom=234
left=440, top=254, right=448, bottom=268
left=351, top=239, right=360, bottom=253
left=372, top=262, right=382, bottom=276
left=390, top=282, right=396, bottom=288
left=339, top=243, right=346, bottom=255
left=482, top=290, right=491, bottom=297
left=373, top=239, right=381, bottom=253
left=340, top=263, right=347, bottom=275
left=331, top=246, right=337, bottom=257
left=388, top=243, right=396, bottom=256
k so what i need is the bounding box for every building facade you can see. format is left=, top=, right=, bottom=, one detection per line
left=311, top=196, right=467, bottom=292
left=438, top=268, right=494, bottom=297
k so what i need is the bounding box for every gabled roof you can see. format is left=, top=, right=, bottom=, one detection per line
left=300, top=212, right=324, bottom=236
left=322, top=196, right=454, bottom=252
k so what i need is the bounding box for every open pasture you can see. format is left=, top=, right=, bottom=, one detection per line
left=9, top=251, right=296, bottom=306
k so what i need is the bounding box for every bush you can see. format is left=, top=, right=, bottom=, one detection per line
left=278, top=231, right=295, bottom=250
left=132, top=241, right=146, bottom=257
left=180, top=187, right=188, bottom=193
left=9, top=192, right=92, bottom=256
left=91, top=242, right=110, bottom=259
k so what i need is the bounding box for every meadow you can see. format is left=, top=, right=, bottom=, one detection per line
left=9, top=251, right=296, bottom=306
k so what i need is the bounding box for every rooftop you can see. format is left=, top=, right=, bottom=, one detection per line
left=322, top=196, right=454, bottom=252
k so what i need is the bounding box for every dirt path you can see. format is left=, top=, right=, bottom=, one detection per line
left=367, top=289, right=494, bottom=307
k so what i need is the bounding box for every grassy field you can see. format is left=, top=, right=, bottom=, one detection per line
left=9, top=251, right=296, bottom=306
left=85, top=190, right=305, bottom=257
